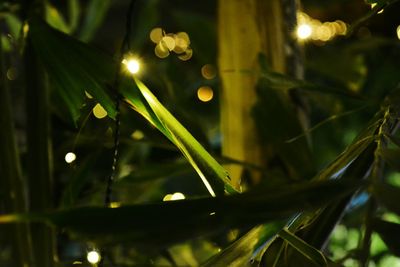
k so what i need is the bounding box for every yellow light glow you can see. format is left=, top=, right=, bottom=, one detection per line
left=397, top=25, right=400, bottom=40
left=371, top=3, right=384, bottom=14
left=6, top=67, right=17, bottom=80
left=178, top=47, right=193, bottom=61
left=85, top=91, right=93, bottom=99
left=155, top=42, right=170, bottom=58
left=87, top=250, right=101, bottom=264
left=201, top=64, right=217, bottom=80
left=131, top=130, right=144, bottom=140
left=122, top=58, right=140, bottom=74
left=163, top=192, right=185, bottom=201
left=197, top=86, right=214, bottom=102
left=150, top=27, right=163, bottom=43
left=93, top=103, right=107, bottom=119
left=297, top=24, right=312, bottom=39
left=161, top=36, right=176, bottom=51
left=65, top=152, right=76, bottom=164
left=110, top=202, right=121, bottom=208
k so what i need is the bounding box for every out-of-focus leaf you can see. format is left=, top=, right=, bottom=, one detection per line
left=129, top=0, right=159, bottom=52
left=201, top=223, right=285, bottom=267
left=130, top=77, right=235, bottom=195
left=278, top=229, right=328, bottom=266
left=60, top=155, right=99, bottom=208
left=117, top=160, right=192, bottom=184
left=373, top=183, right=400, bottom=215
left=259, top=70, right=364, bottom=100
left=45, top=4, right=70, bottom=33
left=379, top=148, right=400, bottom=171
left=28, top=17, right=117, bottom=123
left=384, top=134, right=400, bottom=148
left=68, top=0, right=81, bottom=32
left=0, top=179, right=362, bottom=246
left=4, top=13, right=22, bottom=39
left=372, top=218, right=400, bottom=257
left=79, top=0, right=111, bottom=41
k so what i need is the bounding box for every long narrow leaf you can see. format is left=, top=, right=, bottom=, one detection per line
left=0, top=180, right=361, bottom=246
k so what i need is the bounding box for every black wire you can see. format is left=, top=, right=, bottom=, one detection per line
left=103, top=0, right=137, bottom=208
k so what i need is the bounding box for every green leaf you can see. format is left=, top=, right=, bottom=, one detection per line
left=373, top=183, right=400, bottom=215
left=259, top=69, right=364, bottom=100
left=278, top=229, right=328, bottom=266
left=28, top=17, right=117, bottom=123
left=127, top=77, right=237, bottom=195
left=201, top=223, right=285, bottom=267
left=68, top=0, right=81, bottom=32
left=45, top=4, right=70, bottom=33
left=79, top=0, right=111, bottom=41
left=372, top=218, right=400, bottom=257
left=0, top=179, right=361, bottom=246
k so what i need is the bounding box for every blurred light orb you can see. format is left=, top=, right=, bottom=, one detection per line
left=163, top=192, right=185, bottom=201
left=87, top=250, right=101, bottom=264
left=93, top=103, right=107, bottom=119
left=397, top=25, right=400, bottom=40
left=65, top=152, right=76, bottom=164
left=297, top=24, right=312, bottom=39
left=201, top=64, right=217, bottom=80
left=122, top=58, right=140, bottom=74
left=197, top=86, right=214, bottom=102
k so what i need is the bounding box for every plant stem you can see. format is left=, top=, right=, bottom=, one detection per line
left=25, top=35, right=55, bottom=267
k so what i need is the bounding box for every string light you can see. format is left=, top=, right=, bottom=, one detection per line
left=65, top=152, right=76, bottom=164
left=150, top=27, right=192, bottom=60
left=397, top=25, right=400, bottom=40
left=86, top=250, right=101, bottom=264
left=296, top=12, right=347, bottom=42
left=122, top=58, right=141, bottom=74
left=297, top=24, right=312, bottom=39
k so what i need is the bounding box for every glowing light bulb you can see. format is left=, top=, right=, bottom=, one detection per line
left=297, top=24, right=312, bottom=39
left=65, top=152, right=76, bottom=163
left=87, top=250, right=101, bottom=264
left=122, top=58, right=140, bottom=74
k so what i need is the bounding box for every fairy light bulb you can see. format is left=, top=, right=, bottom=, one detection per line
left=65, top=152, right=76, bottom=163
left=297, top=24, right=312, bottom=39
left=87, top=250, right=101, bottom=264
left=122, top=58, right=140, bottom=74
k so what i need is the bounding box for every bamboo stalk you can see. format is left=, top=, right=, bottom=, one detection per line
left=218, top=0, right=286, bottom=188
left=25, top=34, right=56, bottom=267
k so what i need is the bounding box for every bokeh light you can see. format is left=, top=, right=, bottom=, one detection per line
left=64, top=152, right=76, bottom=164
left=163, top=192, right=186, bottom=201
left=122, top=58, right=140, bottom=74
left=297, top=24, right=312, bottom=39
left=93, top=103, right=107, bottom=119
left=197, top=86, right=214, bottom=102
left=87, top=250, right=101, bottom=264
left=201, top=64, right=217, bottom=80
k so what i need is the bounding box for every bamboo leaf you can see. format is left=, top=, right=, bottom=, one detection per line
left=201, top=223, right=285, bottom=267
left=79, top=0, right=111, bottom=41
left=278, top=229, right=328, bottom=266
left=128, top=77, right=237, bottom=195
left=28, top=17, right=117, bottom=123
left=372, top=218, right=400, bottom=257
left=0, top=180, right=361, bottom=246
left=45, top=4, right=70, bottom=33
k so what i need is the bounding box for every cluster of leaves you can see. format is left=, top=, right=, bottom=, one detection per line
left=1, top=0, right=400, bottom=266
